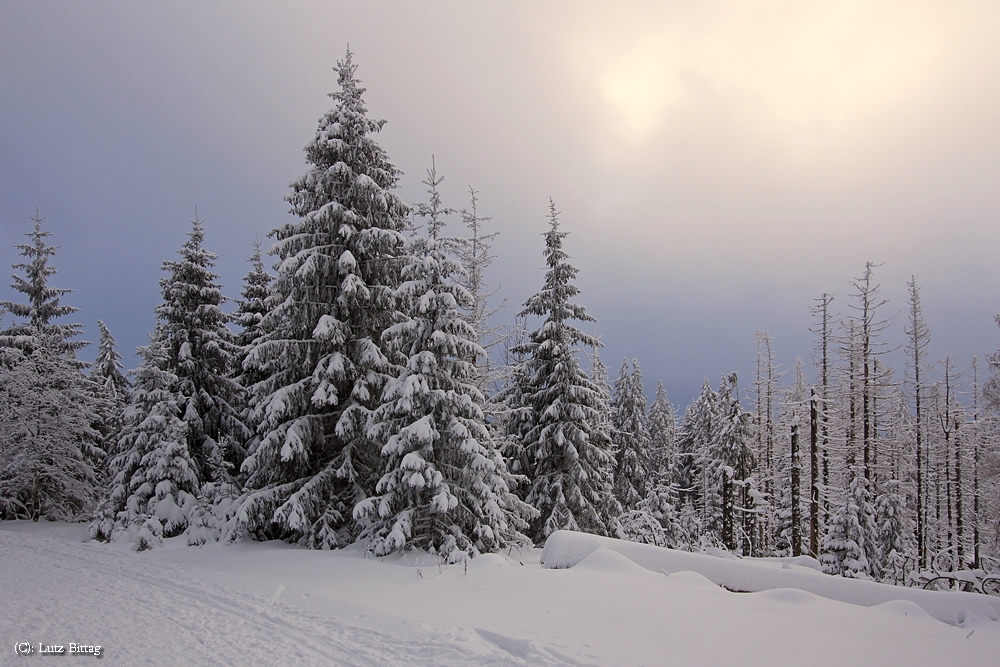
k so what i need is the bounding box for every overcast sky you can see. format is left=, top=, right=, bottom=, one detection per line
left=2, top=1, right=999, bottom=408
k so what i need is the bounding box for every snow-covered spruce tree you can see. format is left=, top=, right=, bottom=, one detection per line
left=675, top=497, right=703, bottom=551
left=673, top=384, right=712, bottom=513
left=628, top=472, right=681, bottom=549
left=231, top=239, right=274, bottom=479
left=156, top=216, right=247, bottom=483
left=91, top=330, right=198, bottom=543
left=90, top=320, right=130, bottom=456
left=627, top=487, right=680, bottom=547
left=626, top=380, right=682, bottom=548
left=502, top=200, right=619, bottom=543
left=720, top=374, right=755, bottom=552
left=591, top=346, right=612, bottom=406
left=647, top=380, right=677, bottom=482
left=231, top=51, right=409, bottom=548
left=91, top=320, right=130, bottom=402
left=354, top=163, right=533, bottom=559
left=681, top=378, right=722, bottom=541
left=875, top=478, right=914, bottom=584
left=0, top=212, right=103, bottom=520
left=612, top=358, right=651, bottom=511
left=820, top=470, right=880, bottom=578
left=233, top=239, right=274, bottom=358
left=674, top=375, right=749, bottom=551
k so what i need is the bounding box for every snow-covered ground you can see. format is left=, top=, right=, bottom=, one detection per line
left=541, top=531, right=1000, bottom=627
left=2, top=522, right=998, bottom=666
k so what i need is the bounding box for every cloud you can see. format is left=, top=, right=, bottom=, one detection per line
left=1, top=0, right=999, bottom=404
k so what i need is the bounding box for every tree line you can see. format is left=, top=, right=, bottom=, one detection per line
left=1, top=51, right=997, bottom=581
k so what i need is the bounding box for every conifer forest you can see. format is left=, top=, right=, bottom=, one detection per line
left=2, top=49, right=998, bottom=603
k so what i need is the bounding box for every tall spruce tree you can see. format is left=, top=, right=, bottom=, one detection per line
left=232, top=50, right=409, bottom=548
left=355, top=163, right=532, bottom=558
left=89, top=320, right=130, bottom=456
left=629, top=380, right=682, bottom=548
left=647, top=380, right=677, bottom=483
left=503, top=200, right=618, bottom=543
left=156, top=217, right=247, bottom=483
left=233, top=239, right=273, bottom=354
left=91, top=320, right=130, bottom=402
left=92, top=331, right=197, bottom=542
left=713, top=374, right=754, bottom=552
left=611, top=358, right=651, bottom=511
left=0, top=212, right=102, bottom=520
left=681, top=378, right=721, bottom=539
left=230, top=240, right=274, bottom=484
left=675, top=380, right=719, bottom=515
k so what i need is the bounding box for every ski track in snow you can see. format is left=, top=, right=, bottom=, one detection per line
left=6, top=524, right=999, bottom=667
left=0, top=529, right=581, bottom=666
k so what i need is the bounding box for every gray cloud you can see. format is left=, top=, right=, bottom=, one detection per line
left=2, top=1, right=998, bottom=406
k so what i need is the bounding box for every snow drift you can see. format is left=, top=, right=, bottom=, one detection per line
left=541, top=530, right=1000, bottom=627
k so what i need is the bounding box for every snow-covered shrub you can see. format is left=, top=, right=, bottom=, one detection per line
left=620, top=509, right=669, bottom=548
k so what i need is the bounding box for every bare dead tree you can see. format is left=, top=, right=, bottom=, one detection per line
left=905, top=276, right=932, bottom=568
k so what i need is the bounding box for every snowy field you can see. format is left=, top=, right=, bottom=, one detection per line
left=1, top=522, right=998, bottom=666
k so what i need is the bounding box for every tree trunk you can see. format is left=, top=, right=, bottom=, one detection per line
left=943, top=359, right=954, bottom=560
left=32, top=470, right=40, bottom=522
left=810, top=390, right=819, bottom=557
left=722, top=470, right=735, bottom=551
left=973, top=357, right=981, bottom=569
left=916, top=373, right=925, bottom=568
left=791, top=419, right=801, bottom=557
left=955, top=417, right=964, bottom=568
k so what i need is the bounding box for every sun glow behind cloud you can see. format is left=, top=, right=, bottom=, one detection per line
left=597, top=40, right=686, bottom=142
left=571, top=2, right=950, bottom=154
left=547, top=0, right=1000, bottom=285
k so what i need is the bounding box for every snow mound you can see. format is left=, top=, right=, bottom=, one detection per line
left=874, top=599, right=935, bottom=622
left=541, top=530, right=1000, bottom=627
left=573, top=548, right=655, bottom=576
left=664, top=570, right=722, bottom=590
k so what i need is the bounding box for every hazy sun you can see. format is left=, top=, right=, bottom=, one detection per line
left=599, top=41, right=684, bottom=142
left=572, top=2, right=949, bottom=153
